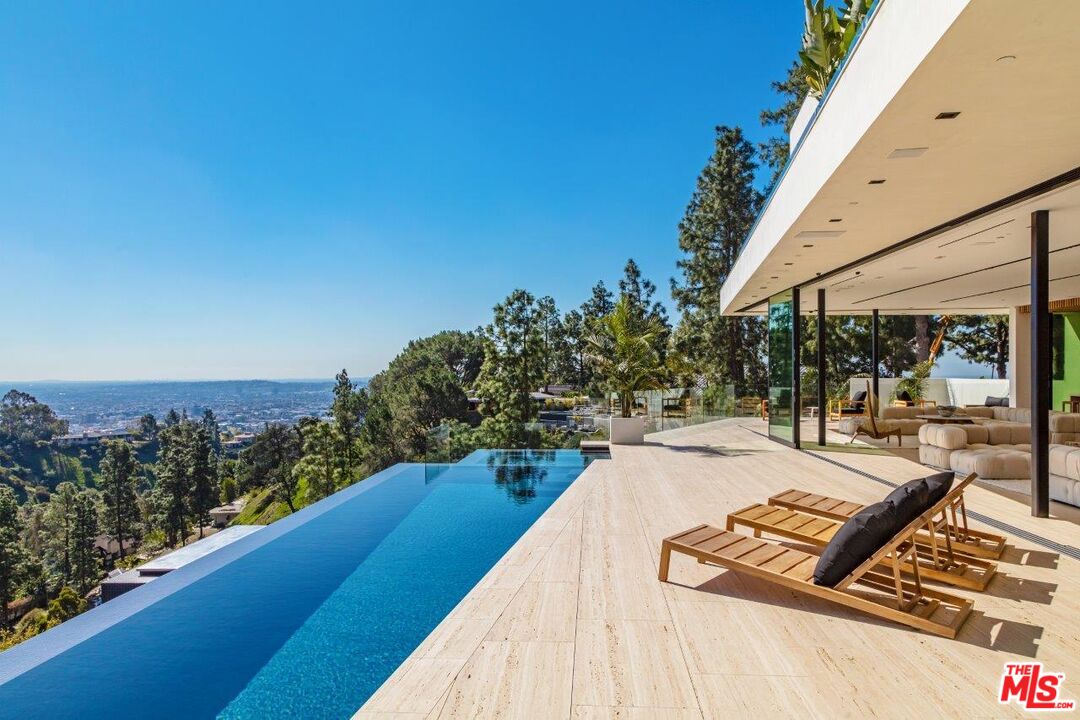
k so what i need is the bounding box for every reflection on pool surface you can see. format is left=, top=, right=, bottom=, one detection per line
left=0, top=451, right=603, bottom=719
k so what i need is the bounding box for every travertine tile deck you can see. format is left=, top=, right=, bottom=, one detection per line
left=357, top=419, right=1080, bottom=719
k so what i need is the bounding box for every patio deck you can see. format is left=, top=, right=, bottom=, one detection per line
left=356, top=419, right=1080, bottom=719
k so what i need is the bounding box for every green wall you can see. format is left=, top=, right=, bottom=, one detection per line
left=1052, top=313, right=1080, bottom=411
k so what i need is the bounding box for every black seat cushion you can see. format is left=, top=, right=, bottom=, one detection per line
left=884, top=478, right=930, bottom=528
left=984, top=395, right=1008, bottom=407
left=897, top=390, right=913, bottom=403
left=813, top=501, right=898, bottom=587
left=924, top=471, right=955, bottom=506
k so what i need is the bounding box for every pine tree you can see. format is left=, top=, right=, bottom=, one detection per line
left=44, top=482, right=79, bottom=582
left=0, top=487, right=26, bottom=628
left=69, top=490, right=100, bottom=594
left=332, top=369, right=362, bottom=466
left=201, top=409, right=222, bottom=457
left=476, top=289, right=546, bottom=446
left=671, top=126, right=767, bottom=396
left=99, top=440, right=140, bottom=560
left=581, top=281, right=615, bottom=328
left=758, top=62, right=807, bottom=190
left=294, top=421, right=347, bottom=504
left=188, top=425, right=217, bottom=539
left=154, top=423, right=191, bottom=546
left=947, top=315, right=1009, bottom=378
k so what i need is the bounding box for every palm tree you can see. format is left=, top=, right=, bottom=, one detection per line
left=585, top=297, right=668, bottom=418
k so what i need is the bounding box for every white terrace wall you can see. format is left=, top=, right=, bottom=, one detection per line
left=847, top=377, right=1010, bottom=409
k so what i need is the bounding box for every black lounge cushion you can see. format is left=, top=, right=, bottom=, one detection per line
left=984, top=395, right=1008, bottom=407
left=852, top=390, right=867, bottom=402
left=813, top=501, right=899, bottom=587
left=884, top=478, right=930, bottom=528
left=924, top=471, right=955, bottom=507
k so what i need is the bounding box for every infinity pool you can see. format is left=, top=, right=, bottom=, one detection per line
left=0, top=450, right=601, bottom=719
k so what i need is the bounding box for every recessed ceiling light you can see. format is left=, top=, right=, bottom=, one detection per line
left=868, top=179, right=887, bottom=185
left=888, top=147, right=929, bottom=159
left=935, top=111, right=961, bottom=120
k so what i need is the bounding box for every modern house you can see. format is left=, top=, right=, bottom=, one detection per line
left=52, top=429, right=135, bottom=448
left=720, top=0, right=1080, bottom=515
left=99, top=526, right=261, bottom=602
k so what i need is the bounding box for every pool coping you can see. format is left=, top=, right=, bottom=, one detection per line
left=0, top=462, right=417, bottom=685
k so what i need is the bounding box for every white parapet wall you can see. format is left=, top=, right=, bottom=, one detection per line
left=847, top=377, right=1010, bottom=409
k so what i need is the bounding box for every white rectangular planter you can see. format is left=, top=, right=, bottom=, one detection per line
left=609, top=416, right=645, bottom=445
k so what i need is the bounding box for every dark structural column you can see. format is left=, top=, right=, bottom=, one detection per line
left=1031, top=210, right=1050, bottom=517
left=817, top=289, right=827, bottom=447
left=871, top=309, right=880, bottom=401
left=792, top=287, right=801, bottom=449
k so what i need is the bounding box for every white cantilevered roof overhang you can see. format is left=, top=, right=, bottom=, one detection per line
left=721, top=0, right=1080, bottom=317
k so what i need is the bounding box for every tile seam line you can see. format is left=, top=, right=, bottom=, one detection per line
left=616, top=449, right=708, bottom=718
left=433, top=464, right=599, bottom=718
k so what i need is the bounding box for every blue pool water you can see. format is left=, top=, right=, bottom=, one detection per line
left=0, top=451, right=602, bottom=719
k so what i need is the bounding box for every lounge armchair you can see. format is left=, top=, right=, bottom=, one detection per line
left=768, top=479, right=1006, bottom=560
left=827, top=389, right=866, bottom=421
left=849, top=381, right=902, bottom=446
left=727, top=474, right=995, bottom=591
left=658, top=485, right=975, bottom=638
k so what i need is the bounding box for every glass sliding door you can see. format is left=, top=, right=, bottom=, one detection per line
left=768, top=290, right=797, bottom=444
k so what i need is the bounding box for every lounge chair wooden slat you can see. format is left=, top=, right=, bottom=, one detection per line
left=675, top=525, right=726, bottom=547
left=800, top=518, right=836, bottom=539
left=780, top=556, right=818, bottom=581
left=715, top=537, right=766, bottom=560
left=758, top=548, right=802, bottom=573
left=698, top=532, right=747, bottom=555
left=729, top=504, right=779, bottom=523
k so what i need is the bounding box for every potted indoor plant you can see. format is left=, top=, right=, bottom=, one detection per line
left=586, top=297, right=668, bottom=445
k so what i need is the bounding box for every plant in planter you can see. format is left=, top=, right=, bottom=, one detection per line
left=893, top=360, right=932, bottom=405
left=585, top=297, right=669, bottom=444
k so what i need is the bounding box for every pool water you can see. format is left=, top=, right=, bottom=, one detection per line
left=0, top=451, right=602, bottom=719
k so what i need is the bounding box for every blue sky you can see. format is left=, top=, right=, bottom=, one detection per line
left=0, top=2, right=989, bottom=381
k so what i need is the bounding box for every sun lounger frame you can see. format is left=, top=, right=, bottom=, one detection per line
left=659, top=486, right=976, bottom=638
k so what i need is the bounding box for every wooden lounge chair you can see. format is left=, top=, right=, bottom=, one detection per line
left=659, top=504, right=975, bottom=639
left=727, top=475, right=996, bottom=591
left=850, top=381, right=902, bottom=446
left=768, top=483, right=1006, bottom=560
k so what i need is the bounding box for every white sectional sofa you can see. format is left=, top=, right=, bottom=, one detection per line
left=837, top=405, right=927, bottom=437
left=917, top=412, right=1080, bottom=507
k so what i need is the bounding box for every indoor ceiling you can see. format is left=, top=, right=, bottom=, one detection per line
left=726, top=0, right=1080, bottom=316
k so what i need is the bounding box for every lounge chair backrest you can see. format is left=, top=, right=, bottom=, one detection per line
left=864, top=381, right=879, bottom=433
left=834, top=473, right=975, bottom=590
